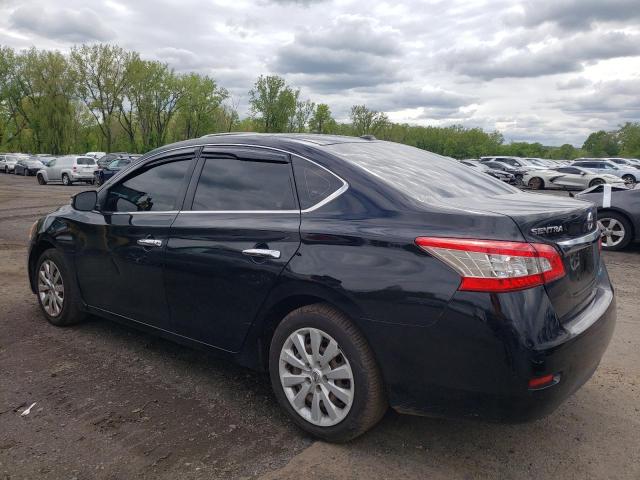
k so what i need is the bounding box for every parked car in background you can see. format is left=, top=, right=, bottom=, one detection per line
left=37, top=156, right=56, bottom=167
left=480, top=156, right=547, bottom=171
left=481, top=161, right=526, bottom=185
left=36, top=155, right=97, bottom=185
left=14, top=157, right=45, bottom=176
left=460, top=159, right=516, bottom=183
left=27, top=134, right=615, bottom=441
left=572, top=159, right=638, bottom=185
left=96, top=152, right=128, bottom=169
left=0, top=154, right=21, bottom=173
left=94, top=157, right=132, bottom=185
left=605, top=158, right=640, bottom=170
left=524, top=166, right=625, bottom=190
left=86, top=151, right=106, bottom=159
left=575, top=184, right=640, bottom=250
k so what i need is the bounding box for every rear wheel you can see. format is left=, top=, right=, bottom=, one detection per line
left=269, top=304, right=387, bottom=442
left=35, top=249, right=86, bottom=326
left=528, top=177, right=544, bottom=190
left=598, top=212, right=632, bottom=251
left=622, top=174, right=636, bottom=186
left=515, top=174, right=523, bottom=186
left=62, top=173, right=71, bottom=186
left=37, top=174, right=47, bottom=185
left=589, top=178, right=605, bottom=187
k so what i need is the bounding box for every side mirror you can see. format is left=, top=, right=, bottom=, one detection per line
left=72, top=190, right=97, bottom=212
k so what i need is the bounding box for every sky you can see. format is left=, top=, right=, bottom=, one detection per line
left=0, top=0, right=639, bottom=146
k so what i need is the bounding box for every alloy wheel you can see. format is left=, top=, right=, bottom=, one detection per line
left=622, top=174, right=636, bottom=185
left=38, top=260, right=64, bottom=317
left=279, top=327, right=354, bottom=427
left=599, top=218, right=626, bottom=248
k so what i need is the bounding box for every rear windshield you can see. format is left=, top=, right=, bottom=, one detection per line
left=324, top=141, right=518, bottom=202
left=77, top=157, right=96, bottom=165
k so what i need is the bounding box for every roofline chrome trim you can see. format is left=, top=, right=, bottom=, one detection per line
left=136, top=143, right=349, bottom=214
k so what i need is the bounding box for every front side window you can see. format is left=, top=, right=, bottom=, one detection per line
left=192, top=158, right=297, bottom=211
left=104, top=159, right=190, bottom=212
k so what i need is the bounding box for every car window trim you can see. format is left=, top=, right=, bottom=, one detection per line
left=99, top=148, right=198, bottom=214
left=171, top=144, right=348, bottom=214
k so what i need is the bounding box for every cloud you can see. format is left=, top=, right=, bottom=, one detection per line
left=561, top=78, right=640, bottom=120
left=441, top=31, right=640, bottom=80
left=511, top=0, right=640, bottom=30
left=556, top=77, right=592, bottom=90
left=272, top=17, right=404, bottom=91
left=9, top=5, right=115, bottom=42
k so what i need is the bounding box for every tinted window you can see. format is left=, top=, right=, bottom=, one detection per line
left=105, top=159, right=189, bottom=212
left=557, top=167, right=578, bottom=174
left=192, top=158, right=296, bottom=211
left=76, top=157, right=95, bottom=165
left=324, top=142, right=518, bottom=202
left=293, top=157, right=344, bottom=210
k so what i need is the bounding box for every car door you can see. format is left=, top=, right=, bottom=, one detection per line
left=164, top=146, right=301, bottom=351
left=552, top=167, right=584, bottom=188
left=74, top=148, right=197, bottom=329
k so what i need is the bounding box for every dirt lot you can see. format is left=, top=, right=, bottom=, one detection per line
left=1, top=173, right=639, bottom=480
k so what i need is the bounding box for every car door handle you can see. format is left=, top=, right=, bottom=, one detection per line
left=242, top=248, right=281, bottom=259
left=137, top=238, right=163, bottom=247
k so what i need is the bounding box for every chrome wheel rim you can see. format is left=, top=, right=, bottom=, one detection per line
left=279, top=327, right=354, bottom=427
left=599, top=218, right=625, bottom=247
left=622, top=175, right=635, bottom=185
left=38, top=260, right=64, bottom=317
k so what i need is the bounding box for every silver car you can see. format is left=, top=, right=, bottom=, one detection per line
left=0, top=154, right=22, bottom=173
left=36, top=156, right=97, bottom=186
left=572, top=159, right=638, bottom=185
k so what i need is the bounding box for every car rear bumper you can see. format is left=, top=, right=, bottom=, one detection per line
left=70, top=173, right=95, bottom=181
left=362, top=262, right=616, bottom=422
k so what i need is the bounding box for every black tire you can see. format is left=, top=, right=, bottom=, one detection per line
left=23, top=168, right=28, bottom=176
left=622, top=174, right=636, bottom=185
left=528, top=177, right=544, bottom=190
left=269, top=303, right=387, bottom=442
left=37, top=174, right=47, bottom=185
left=598, top=211, right=633, bottom=251
left=3, top=166, right=7, bottom=173
left=35, top=249, right=87, bottom=326
left=589, top=178, right=605, bottom=187
left=515, top=174, right=523, bottom=186
left=62, top=173, right=71, bottom=186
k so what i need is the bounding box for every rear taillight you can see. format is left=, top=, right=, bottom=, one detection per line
left=415, top=237, right=565, bottom=293
left=72, top=166, right=77, bottom=171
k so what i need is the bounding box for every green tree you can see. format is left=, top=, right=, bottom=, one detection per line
left=309, top=103, right=334, bottom=133
left=582, top=130, right=620, bottom=157
left=248, top=75, right=297, bottom=132
left=618, top=123, right=640, bottom=158
left=173, top=73, right=228, bottom=140
left=350, top=105, right=390, bottom=137
left=70, top=44, right=135, bottom=152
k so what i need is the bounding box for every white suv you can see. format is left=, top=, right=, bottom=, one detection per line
left=36, top=156, right=97, bottom=186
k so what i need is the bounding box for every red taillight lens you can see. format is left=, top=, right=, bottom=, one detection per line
left=528, top=374, right=558, bottom=389
left=415, top=237, right=565, bottom=293
left=72, top=166, right=77, bottom=171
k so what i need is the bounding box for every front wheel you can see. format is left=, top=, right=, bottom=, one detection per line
left=35, top=249, right=86, bottom=326
left=269, top=304, right=387, bottom=442
left=23, top=168, right=28, bottom=176
left=37, top=174, right=47, bottom=185
left=589, top=178, right=605, bottom=187
left=62, top=173, right=71, bottom=186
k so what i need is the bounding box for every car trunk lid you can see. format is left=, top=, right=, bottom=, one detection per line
left=443, top=192, right=600, bottom=322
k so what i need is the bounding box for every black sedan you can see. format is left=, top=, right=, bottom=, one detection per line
left=575, top=184, right=640, bottom=250
left=27, top=134, right=615, bottom=441
left=14, top=157, right=45, bottom=176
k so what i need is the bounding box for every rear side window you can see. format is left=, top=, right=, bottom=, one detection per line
left=76, top=157, right=95, bottom=165
left=105, top=159, right=190, bottom=212
left=192, top=158, right=296, bottom=211
left=292, top=157, right=344, bottom=210
left=324, top=142, right=517, bottom=202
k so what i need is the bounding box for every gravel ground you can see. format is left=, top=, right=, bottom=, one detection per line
left=0, top=173, right=638, bottom=480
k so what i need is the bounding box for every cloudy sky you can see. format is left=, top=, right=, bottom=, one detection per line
left=1, top=0, right=639, bottom=146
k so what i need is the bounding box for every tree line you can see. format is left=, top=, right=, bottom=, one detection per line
left=1, top=43, right=638, bottom=160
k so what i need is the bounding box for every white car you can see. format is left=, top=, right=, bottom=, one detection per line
left=524, top=166, right=626, bottom=190
left=36, top=155, right=97, bottom=186
left=86, top=151, right=106, bottom=159
left=0, top=154, right=23, bottom=173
